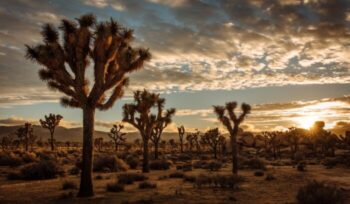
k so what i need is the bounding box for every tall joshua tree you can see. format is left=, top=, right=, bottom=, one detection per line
left=213, top=102, right=251, bottom=175
left=39, top=114, right=63, bottom=151
left=109, top=124, right=126, bottom=152
left=123, top=90, right=171, bottom=172
left=25, top=14, right=151, bottom=197
left=177, top=125, right=185, bottom=153
left=150, top=99, right=176, bottom=159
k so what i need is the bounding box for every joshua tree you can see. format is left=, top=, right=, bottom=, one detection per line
left=25, top=14, right=150, bottom=196
left=16, top=123, right=35, bottom=151
left=200, top=128, right=223, bottom=159
left=1, top=134, right=14, bottom=151
left=123, top=90, right=170, bottom=172
left=150, top=99, right=176, bottom=159
left=213, top=102, right=251, bottom=175
left=177, top=125, right=185, bottom=153
left=261, top=131, right=282, bottom=160
left=39, top=114, right=63, bottom=151
left=168, top=139, right=177, bottom=152
left=94, top=137, right=103, bottom=152
left=109, top=124, right=126, bottom=152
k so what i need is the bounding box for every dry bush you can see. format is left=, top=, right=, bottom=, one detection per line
left=254, top=170, right=264, bottom=177
left=149, top=160, right=172, bottom=170
left=62, top=180, right=78, bottom=190
left=0, top=152, right=23, bottom=167
left=183, top=175, right=196, bottom=183
left=169, top=171, right=185, bottom=178
left=241, top=158, right=266, bottom=170
left=192, top=160, right=222, bottom=171
left=8, top=160, right=64, bottom=180
left=22, top=152, right=38, bottom=163
left=117, top=173, right=148, bottom=184
left=125, top=155, right=139, bottom=169
left=297, top=162, right=306, bottom=171
left=107, top=182, right=125, bottom=192
left=194, top=174, right=244, bottom=189
left=138, top=181, right=157, bottom=189
left=297, top=180, right=345, bottom=204
left=69, top=166, right=80, bottom=175
left=93, top=155, right=129, bottom=172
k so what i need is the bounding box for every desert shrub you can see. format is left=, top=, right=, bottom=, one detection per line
left=169, top=171, right=185, bottom=178
left=125, top=155, right=139, bottom=169
left=57, top=150, right=67, bottom=157
left=14, top=160, right=64, bottom=180
left=93, top=155, right=129, bottom=172
left=118, top=173, right=148, bottom=184
left=183, top=175, right=196, bottom=183
left=323, top=158, right=339, bottom=168
left=107, top=182, right=125, bottom=192
left=69, top=166, right=80, bottom=175
left=139, top=181, right=157, bottom=189
left=194, top=174, right=244, bottom=189
left=200, top=155, right=211, bottom=160
left=122, top=198, right=154, bottom=204
left=178, top=154, right=192, bottom=161
left=254, top=170, right=264, bottom=177
left=0, top=153, right=23, bottom=167
left=95, top=175, right=103, bottom=180
left=265, top=173, right=275, bottom=181
left=192, top=160, right=207, bottom=169
left=149, top=160, right=172, bottom=170
left=60, top=191, right=74, bottom=199
left=297, top=180, right=345, bottom=204
left=22, top=152, right=38, bottom=163
left=36, top=151, right=56, bottom=161
left=62, top=180, right=77, bottom=190
left=207, top=161, right=222, bottom=171
left=297, top=162, right=306, bottom=172
left=242, top=158, right=266, bottom=170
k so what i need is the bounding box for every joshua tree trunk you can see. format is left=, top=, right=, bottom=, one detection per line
left=143, top=139, right=150, bottom=173
left=115, top=142, right=118, bottom=152
left=50, top=130, right=54, bottom=151
left=154, top=141, right=159, bottom=159
left=78, top=105, right=95, bottom=197
left=180, top=140, right=183, bottom=153
left=231, top=125, right=239, bottom=175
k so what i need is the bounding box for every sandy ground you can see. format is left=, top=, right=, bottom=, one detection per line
left=0, top=164, right=350, bottom=204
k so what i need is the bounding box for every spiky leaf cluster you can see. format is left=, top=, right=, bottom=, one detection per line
left=26, top=14, right=151, bottom=110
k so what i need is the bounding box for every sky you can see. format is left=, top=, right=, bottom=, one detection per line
left=0, top=0, right=350, bottom=134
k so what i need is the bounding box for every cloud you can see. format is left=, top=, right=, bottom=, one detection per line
left=0, top=0, right=349, bottom=107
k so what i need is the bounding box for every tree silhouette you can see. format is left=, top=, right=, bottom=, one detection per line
left=109, top=124, right=126, bottom=152
left=25, top=14, right=150, bottom=197
left=94, top=137, right=103, bottom=152
left=177, top=125, right=185, bottom=153
left=150, top=98, right=176, bottom=159
left=39, top=114, right=63, bottom=151
left=16, top=123, right=35, bottom=152
left=123, top=90, right=168, bottom=172
left=213, top=102, right=251, bottom=175
left=200, top=128, right=223, bottom=159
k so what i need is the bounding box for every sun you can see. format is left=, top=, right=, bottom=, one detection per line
left=294, top=115, right=318, bottom=129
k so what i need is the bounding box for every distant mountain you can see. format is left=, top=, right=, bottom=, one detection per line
left=0, top=125, right=179, bottom=142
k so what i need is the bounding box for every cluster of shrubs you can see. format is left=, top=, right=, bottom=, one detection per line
left=7, top=160, right=64, bottom=180
left=297, top=180, right=345, bottom=204
left=76, top=155, right=129, bottom=173
left=149, top=160, right=172, bottom=170
left=138, top=181, right=157, bottom=189
left=192, top=160, right=222, bottom=171
left=240, top=158, right=266, bottom=170
left=185, top=174, right=244, bottom=189
left=323, top=156, right=350, bottom=169
left=117, top=173, right=148, bottom=184
left=107, top=181, right=125, bottom=192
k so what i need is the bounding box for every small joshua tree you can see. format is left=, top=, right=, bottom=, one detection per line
left=94, top=137, right=103, bottom=152
left=16, top=123, right=35, bottom=152
left=213, top=102, right=251, bottom=175
left=123, top=90, right=170, bottom=172
left=1, top=134, right=14, bottom=151
left=186, top=130, right=201, bottom=154
left=109, top=124, right=126, bottom=152
left=39, top=114, right=63, bottom=151
left=200, top=128, right=223, bottom=159
left=150, top=99, right=176, bottom=159
left=177, top=125, right=185, bottom=153
left=26, top=14, right=150, bottom=196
